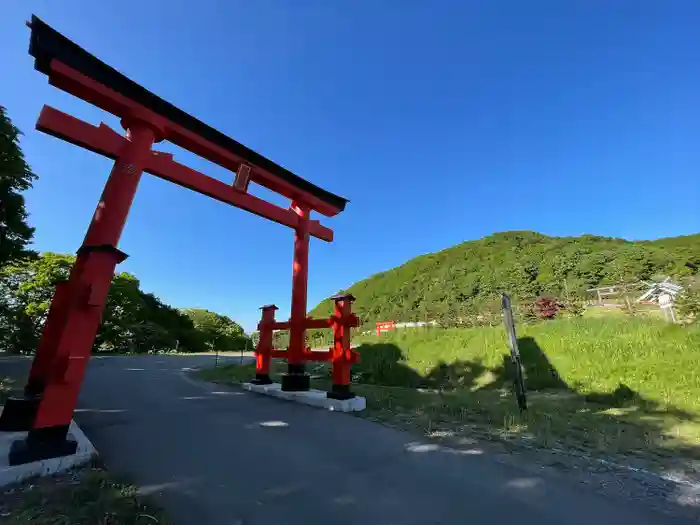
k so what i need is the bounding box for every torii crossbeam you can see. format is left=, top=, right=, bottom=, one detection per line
left=0, top=16, right=348, bottom=464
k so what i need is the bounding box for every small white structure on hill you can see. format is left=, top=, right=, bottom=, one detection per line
left=636, top=277, right=682, bottom=304
left=658, top=292, right=677, bottom=323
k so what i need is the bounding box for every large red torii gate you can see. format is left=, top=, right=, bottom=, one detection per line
left=0, top=16, right=350, bottom=464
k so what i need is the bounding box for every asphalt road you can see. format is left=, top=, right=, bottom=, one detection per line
left=0, top=354, right=696, bottom=525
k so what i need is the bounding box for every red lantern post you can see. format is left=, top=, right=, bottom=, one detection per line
left=328, top=294, right=360, bottom=399
left=252, top=305, right=277, bottom=385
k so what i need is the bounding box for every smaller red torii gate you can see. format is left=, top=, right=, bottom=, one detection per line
left=0, top=16, right=354, bottom=465
left=253, top=294, right=361, bottom=400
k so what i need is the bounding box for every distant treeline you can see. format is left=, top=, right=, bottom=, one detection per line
left=0, top=253, right=250, bottom=354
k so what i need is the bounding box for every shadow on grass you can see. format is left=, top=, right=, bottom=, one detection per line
left=354, top=337, right=570, bottom=392
left=512, top=336, right=568, bottom=390
left=351, top=340, right=700, bottom=481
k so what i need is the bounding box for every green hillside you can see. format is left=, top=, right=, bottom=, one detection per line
left=310, top=231, right=700, bottom=325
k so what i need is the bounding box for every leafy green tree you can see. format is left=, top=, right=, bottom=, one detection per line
left=676, top=278, right=700, bottom=322
left=0, top=253, right=246, bottom=354
left=0, top=107, right=37, bottom=265
left=98, top=275, right=202, bottom=353
left=182, top=308, right=249, bottom=351
left=0, top=253, right=73, bottom=352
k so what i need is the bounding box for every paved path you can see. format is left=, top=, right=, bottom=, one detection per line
left=1, top=355, right=696, bottom=524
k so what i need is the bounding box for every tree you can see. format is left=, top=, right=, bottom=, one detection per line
left=0, top=253, right=246, bottom=354
left=0, top=253, right=73, bottom=353
left=676, top=278, right=700, bottom=322
left=0, top=106, right=37, bottom=265
left=98, top=273, right=151, bottom=353
left=97, top=274, right=203, bottom=353
left=182, top=308, right=249, bottom=351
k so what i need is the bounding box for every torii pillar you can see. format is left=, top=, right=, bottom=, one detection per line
left=282, top=202, right=311, bottom=391
left=4, top=114, right=161, bottom=464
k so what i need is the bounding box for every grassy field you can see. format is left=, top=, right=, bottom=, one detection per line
left=199, top=317, right=700, bottom=477
left=0, top=462, right=170, bottom=524
left=355, top=317, right=700, bottom=410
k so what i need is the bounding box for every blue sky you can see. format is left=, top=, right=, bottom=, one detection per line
left=2, top=1, right=699, bottom=331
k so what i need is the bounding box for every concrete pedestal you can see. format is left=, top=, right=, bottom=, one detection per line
left=242, top=382, right=366, bottom=412
left=0, top=416, right=96, bottom=487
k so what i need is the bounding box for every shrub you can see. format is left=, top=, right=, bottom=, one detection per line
left=677, top=288, right=700, bottom=322
left=563, top=300, right=585, bottom=317
left=533, top=297, right=562, bottom=320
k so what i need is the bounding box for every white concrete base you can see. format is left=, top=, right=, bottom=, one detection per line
left=242, top=382, right=366, bottom=412
left=0, top=416, right=97, bottom=487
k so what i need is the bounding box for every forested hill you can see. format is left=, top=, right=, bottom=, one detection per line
left=310, top=231, right=700, bottom=325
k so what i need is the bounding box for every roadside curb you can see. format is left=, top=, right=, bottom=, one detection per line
left=242, top=382, right=367, bottom=412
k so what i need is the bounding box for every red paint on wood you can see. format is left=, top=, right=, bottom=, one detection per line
left=47, top=60, right=342, bottom=216
left=255, top=306, right=277, bottom=376
left=288, top=204, right=311, bottom=366
left=304, top=318, right=333, bottom=329
left=32, top=121, right=155, bottom=429
left=25, top=281, right=70, bottom=394
left=375, top=321, right=395, bottom=336
left=37, top=105, right=334, bottom=242
left=331, top=296, right=359, bottom=387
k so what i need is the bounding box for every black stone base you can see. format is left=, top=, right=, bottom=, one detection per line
left=281, top=373, right=310, bottom=392
left=24, top=377, right=46, bottom=398
left=326, top=384, right=356, bottom=400
left=9, top=425, right=77, bottom=466
left=250, top=373, right=273, bottom=385
left=0, top=395, right=41, bottom=432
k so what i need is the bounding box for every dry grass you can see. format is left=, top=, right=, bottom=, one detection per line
left=0, top=462, right=170, bottom=525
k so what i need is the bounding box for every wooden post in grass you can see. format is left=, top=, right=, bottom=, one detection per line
left=501, top=293, right=527, bottom=412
